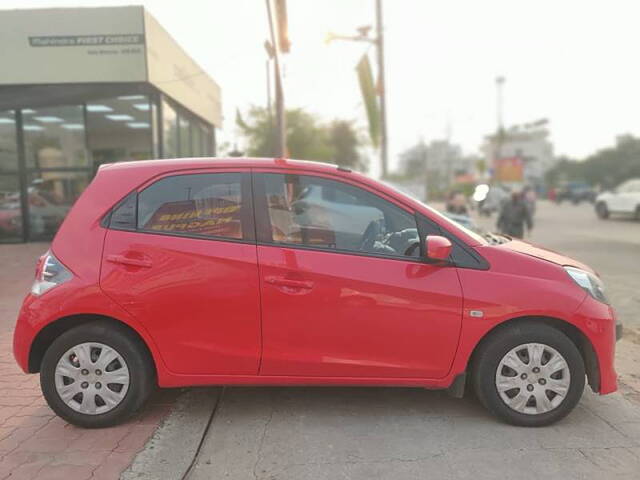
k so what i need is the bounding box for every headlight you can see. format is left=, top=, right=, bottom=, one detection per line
left=564, top=266, right=608, bottom=304
left=31, top=252, right=72, bottom=296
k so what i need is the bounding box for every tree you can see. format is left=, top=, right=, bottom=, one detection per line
left=327, top=120, right=366, bottom=171
left=546, top=135, right=640, bottom=188
left=236, top=106, right=366, bottom=170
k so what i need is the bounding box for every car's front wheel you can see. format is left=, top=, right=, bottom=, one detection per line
left=40, top=321, right=155, bottom=428
left=596, top=202, right=609, bottom=219
left=472, top=322, right=585, bottom=427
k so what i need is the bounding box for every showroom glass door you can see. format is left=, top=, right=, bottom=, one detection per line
left=0, top=110, right=22, bottom=243
left=21, top=105, right=91, bottom=242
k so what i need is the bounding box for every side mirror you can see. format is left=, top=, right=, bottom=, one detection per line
left=425, top=235, right=452, bottom=263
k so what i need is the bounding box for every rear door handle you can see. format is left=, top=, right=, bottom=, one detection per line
left=264, top=276, right=314, bottom=289
left=106, top=254, right=152, bottom=268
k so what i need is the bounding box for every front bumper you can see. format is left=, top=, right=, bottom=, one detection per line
left=574, top=296, right=619, bottom=394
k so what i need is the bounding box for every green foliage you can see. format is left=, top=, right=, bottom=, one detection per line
left=236, top=106, right=367, bottom=171
left=327, top=120, right=367, bottom=171
left=546, top=135, right=640, bottom=188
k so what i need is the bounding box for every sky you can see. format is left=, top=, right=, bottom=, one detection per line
left=3, top=0, right=640, bottom=174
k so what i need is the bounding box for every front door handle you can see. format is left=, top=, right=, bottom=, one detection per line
left=106, top=254, right=152, bottom=268
left=264, top=276, right=314, bottom=289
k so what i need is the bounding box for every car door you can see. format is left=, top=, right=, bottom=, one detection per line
left=631, top=181, right=640, bottom=213
left=100, top=170, right=261, bottom=375
left=609, top=180, right=632, bottom=212
left=254, top=171, right=463, bottom=379
left=621, top=180, right=640, bottom=213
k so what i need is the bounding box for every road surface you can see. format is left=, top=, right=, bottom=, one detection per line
left=124, top=200, right=640, bottom=480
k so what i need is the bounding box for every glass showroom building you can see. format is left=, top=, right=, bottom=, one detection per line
left=0, top=6, right=222, bottom=242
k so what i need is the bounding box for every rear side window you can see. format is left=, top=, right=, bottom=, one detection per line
left=136, top=173, right=248, bottom=240
left=109, top=192, right=137, bottom=231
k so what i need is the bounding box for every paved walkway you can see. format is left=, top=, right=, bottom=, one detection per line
left=0, top=244, right=179, bottom=479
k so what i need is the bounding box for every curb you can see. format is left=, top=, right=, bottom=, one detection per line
left=121, top=388, right=221, bottom=480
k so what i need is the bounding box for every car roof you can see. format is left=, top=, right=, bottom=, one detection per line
left=100, top=157, right=350, bottom=175
left=93, top=156, right=485, bottom=248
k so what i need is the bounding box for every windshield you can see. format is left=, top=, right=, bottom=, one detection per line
left=379, top=180, right=487, bottom=245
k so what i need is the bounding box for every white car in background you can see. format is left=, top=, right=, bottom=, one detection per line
left=595, top=178, right=640, bottom=220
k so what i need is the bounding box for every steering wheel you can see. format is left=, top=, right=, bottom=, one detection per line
left=291, top=200, right=309, bottom=215
left=359, top=220, right=380, bottom=251
left=404, top=241, right=421, bottom=257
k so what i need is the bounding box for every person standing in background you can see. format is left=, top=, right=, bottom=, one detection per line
left=497, top=191, right=533, bottom=238
left=446, top=191, right=469, bottom=215
left=523, top=185, right=537, bottom=217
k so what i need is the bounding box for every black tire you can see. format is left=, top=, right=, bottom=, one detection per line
left=472, top=322, right=585, bottom=427
left=596, top=202, right=609, bottom=219
left=40, top=320, right=155, bottom=428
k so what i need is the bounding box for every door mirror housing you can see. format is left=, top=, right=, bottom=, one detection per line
left=425, top=235, right=452, bottom=263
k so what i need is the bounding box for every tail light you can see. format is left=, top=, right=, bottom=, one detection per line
left=31, top=251, right=72, bottom=296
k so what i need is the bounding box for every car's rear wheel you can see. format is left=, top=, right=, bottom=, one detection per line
left=40, top=321, right=155, bottom=428
left=596, top=202, right=609, bottom=219
left=472, top=322, right=585, bottom=427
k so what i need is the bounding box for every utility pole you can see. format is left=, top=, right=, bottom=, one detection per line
left=496, top=75, right=505, bottom=133
left=494, top=76, right=505, bottom=167
left=266, top=59, right=272, bottom=120
left=422, top=138, right=429, bottom=202
left=265, top=0, right=287, bottom=157
left=375, top=0, right=388, bottom=178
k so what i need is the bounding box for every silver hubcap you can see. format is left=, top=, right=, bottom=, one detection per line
left=495, top=343, right=570, bottom=415
left=54, top=342, right=130, bottom=415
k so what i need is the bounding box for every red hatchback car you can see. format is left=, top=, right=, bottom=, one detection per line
left=13, top=158, right=620, bottom=428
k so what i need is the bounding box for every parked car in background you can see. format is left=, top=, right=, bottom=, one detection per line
left=0, top=188, right=68, bottom=238
left=555, top=182, right=596, bottom=205
left=595, top=178, right=640, bottom=220
left=13, top=158, right=620, bottom=429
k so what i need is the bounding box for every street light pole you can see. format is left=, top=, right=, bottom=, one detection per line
left=326, top=0, right=388, bottom=177
left=494, top=75, right=505, bottom=166
left=496, top=75, right=505, bottom=133
left=375, top=0, right=388, bottom=178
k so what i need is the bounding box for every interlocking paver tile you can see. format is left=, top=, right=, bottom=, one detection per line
left=0, top=243, right=178, bottom=479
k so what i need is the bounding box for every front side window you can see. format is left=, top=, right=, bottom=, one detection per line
left=137, top=173, right=245, bottom=240
left=262, top=173, right=419, bottom=258
left=628, top=180, right=640, bottom=193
